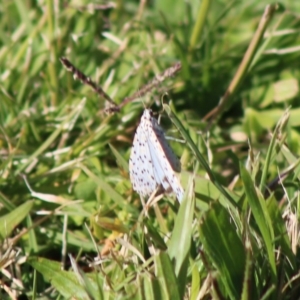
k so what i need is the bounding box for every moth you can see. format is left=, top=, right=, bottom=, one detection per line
left=129, top=109, right=184, bottom=202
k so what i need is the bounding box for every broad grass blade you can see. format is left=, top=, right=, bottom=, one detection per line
left=199, top=202, right=245, bottom=299
left=0, top=200, right=34, bottom=240
left=155, top=252, right=181, bottom=300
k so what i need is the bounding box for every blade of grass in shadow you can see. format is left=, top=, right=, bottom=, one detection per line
left=203, top=4, right=280, bottom=123
left=163, top=104, right=237, bottom=209
left=240, top=163, right=276, bottom=282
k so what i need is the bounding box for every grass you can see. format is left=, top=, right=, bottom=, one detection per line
left=1, top=0, right=300, bottom=299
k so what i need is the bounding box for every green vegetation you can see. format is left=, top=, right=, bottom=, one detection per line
left=1, top=1, right=300, bottom=299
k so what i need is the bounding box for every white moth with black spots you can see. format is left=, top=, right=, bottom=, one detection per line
left=129, top=109, right=184, bottom=202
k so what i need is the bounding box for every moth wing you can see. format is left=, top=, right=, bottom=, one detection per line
left=151, top=119, right=181, bottom=172
left=129, top=121, right=157, bottom=197
left=147, top=120, right=184, bottom=202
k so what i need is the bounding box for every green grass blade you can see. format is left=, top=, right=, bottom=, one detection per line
left=259, top=109, right=290, bottom=192
left=240, top=163, right=276, bottom=282
left=199, top=202, right=245, bottom=299
left=168, top=175, right=194, bottom=276
left=142, top=274, right=155, bottom=300
left=189, top=0, right=211, bottom=51
left=155, top=252, right=181, bottom=300
left=241, top=238, right=254, bottom=300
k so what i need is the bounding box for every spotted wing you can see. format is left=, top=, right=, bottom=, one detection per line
left=129, top=114, right=157, bottom=197
left=146, top=110, right=184, bottom=202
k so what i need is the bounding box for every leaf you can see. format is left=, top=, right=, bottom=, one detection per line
left=74, top=178, right=97, bottom=200
left=273, top=78, right=298, bottom=103
left=0, top=200, right=34, bottom=240
left=28, top=257, right=96, bottom=299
